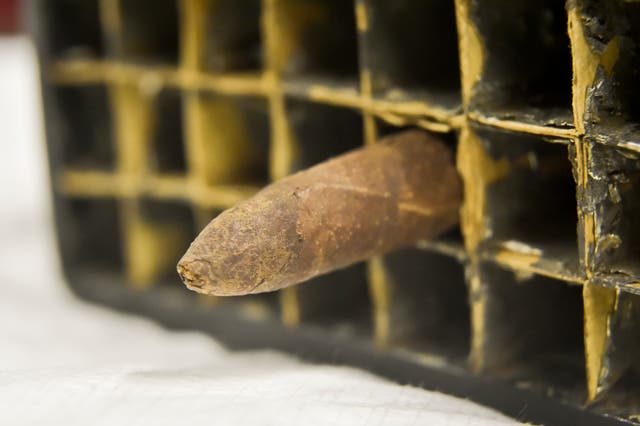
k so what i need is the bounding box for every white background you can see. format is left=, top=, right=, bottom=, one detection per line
left=0, top=36, right=522, bottom=426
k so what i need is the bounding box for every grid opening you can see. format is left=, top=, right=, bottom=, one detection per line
left=362, top=0, right=461, bottom=109
left=193, top=93, right=270, bottom=185
left=595, top=290, right=640, bottom=402
left=42, top=0, right=103, bottom=59
left=118, top=0, right=179, bottom=64
left=58, top=197, right=123, bottom=273
left=276, top=0, right=359, bottom=81
left=202, top=0, right=263, bottom=72
left=384, top=249, right=469, bottom=360
left=599, top=371, right=640, bottom=419
left=285, top=99, right=363, bottom=171
left=475, top=127, right=578, bottom=264
left=580, top=0, right=640, bottom=134
left=589, top=143, right=640, bottom=279
left=150, top=89, right=186, bottom=174
left=295, top=264, right=372, bottom=334
left=52, top=84, right=115, bottom=170
left=470, top=0, right=573, bottom=125
left=476, top=262, right=584, bottom=389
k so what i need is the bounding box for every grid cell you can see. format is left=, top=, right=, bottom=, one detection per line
left=474, top=262, right=584, bottom=390
left=149, top=89, right=186, bottom=174
left=274, top=0, right=359, bottom=80
left=383, top=249, right=469, bottom=360
left=58, top=197, right=123, bottom=273
left=202, top=0, right=263, bottom=72
left=41, top=0, right=103, bottom=59
left=469, top=0, right=573, bottom=126
left=361, top=0, right=461, bottom=109
left=294, top=264, right=372, bottom=334
left=187, top=93, right=270, bottom=185
left=51, top=84, right=115, bottom=170
left=584, top=289, right=640, bottom=403
left=117, top=0, right=179, bottom=63
left=474, top=126, right=579, bottom=271
left=285, top=98, right=363, bottom=170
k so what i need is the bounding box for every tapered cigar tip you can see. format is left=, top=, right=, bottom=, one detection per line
left=176, top=256, right=212, bottom=294
left=177, top=221, right=285, bottom=297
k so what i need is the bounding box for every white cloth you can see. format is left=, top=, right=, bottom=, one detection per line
left=0, top=36, right=522, bottom=426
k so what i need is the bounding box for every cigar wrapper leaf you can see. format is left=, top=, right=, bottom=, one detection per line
left=177, top=130, right=462, bottom=296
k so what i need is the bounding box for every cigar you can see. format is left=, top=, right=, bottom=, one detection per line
left=177, top=130, right=461, bottom=296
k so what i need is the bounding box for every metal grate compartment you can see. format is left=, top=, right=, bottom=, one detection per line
left=30, top=0, right=640, bottom=424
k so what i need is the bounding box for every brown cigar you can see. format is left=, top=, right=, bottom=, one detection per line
left=177, top=130, right=461, bottom=296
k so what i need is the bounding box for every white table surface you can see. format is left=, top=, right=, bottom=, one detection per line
left=0, top=36, right=523, bottom=426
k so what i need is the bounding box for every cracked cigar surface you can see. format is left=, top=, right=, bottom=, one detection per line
left=177, top=130, right=462, bottom=296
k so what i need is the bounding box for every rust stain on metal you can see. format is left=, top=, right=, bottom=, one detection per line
left=178, top=130, right=461, bottom=296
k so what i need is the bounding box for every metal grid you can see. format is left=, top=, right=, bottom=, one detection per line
left=36, top=0, right=640, bottom=420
